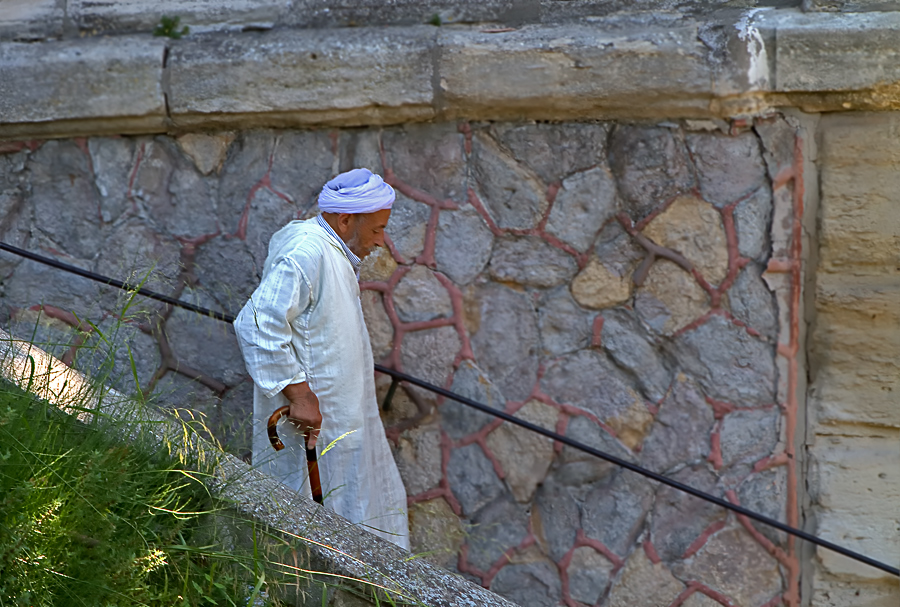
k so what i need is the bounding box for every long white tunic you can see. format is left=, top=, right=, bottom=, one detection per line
left=233, top=218, right=409, bottom=549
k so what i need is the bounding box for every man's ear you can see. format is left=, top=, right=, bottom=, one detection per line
left=337, top=213, right=354, bottom=234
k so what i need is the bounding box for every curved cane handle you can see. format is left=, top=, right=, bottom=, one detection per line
left=267, top=405, right=291, bottom=451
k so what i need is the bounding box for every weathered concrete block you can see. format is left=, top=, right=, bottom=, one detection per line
left=772, top=11, right=900, bottom=92
left=0, top=0, right=64, bottom=42
left=0, top=36, right=167, bottom=136
left=167, top=28, right=436, bottom=128
left=437, top=25, right=712, bottom=120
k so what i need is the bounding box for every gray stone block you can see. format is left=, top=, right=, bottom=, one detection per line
left=386, top=194, right=431, bottom=262
left=720, top=407, right=780, bottom=467
left=491, top=122, right=609, bottom=185
left=470, top=283, right=540, bottom=401
left=537, top=287, right=593, bottom=358
left=0, top=0, right=64, bottom=42
left=728, top=263, right=779, bottom=340
left=401, top=325, right=461, bottom=388
left=582, top=470, right=655, bottom=557
left=608, top=125, right=695, bottom=221
left=540, top=349, right=642, bottom=422
left=193, top=236, right=260, bottom=313
left=651, top=464, right=725, bottom=562
left=0, top=36, right=166, bottom=133
left=686, top=131, right=767, bottom=207
left=443, top=361, right=504, bottom=440
left=471, top=133, right=547, bottom=231
left=672, top=314, right=777, bottom=408
left=488, top=235, right=578, bottom=288
left=601, top=307, right=673, bottom=403
left=382, top=123, right=468, bottom=203
left=490, top=558, right=562, bottom=607
left=447, top=443, right=505, bottom=516
left=534, top=477, right=580, bottom=561
left=167, top=28, right=436, bottom=128
left=567, top=546, right=614, bottom=605
left=282, top=0, right=539, bottom=29
left=88, top=137, right=139, bottom=226
left=217, top=131, right=277, bottom=235
left=466, top=494, right=529, bottom=571
left=553, top=414, right=635, bottom=489
left=737, top=467, right=788, bottom=546
left=734, top=186, right=772, bottom=262
left=268, top=129, right=336, bottom=210
left=434, top=204, right=494, bottom=285
left=393, top=266, right=453, bottom=323
left=544, top=166, right=620, bottom=253
left=641, top=376, right=714, bottom=474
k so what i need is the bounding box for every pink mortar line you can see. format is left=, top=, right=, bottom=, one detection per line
left=233, top=141, right=279, bottom=241
left=726, top=489, right=793, bottom=569
left=708, top=421, right=724, bottom=469
left=682, top=519, right=728, bottom=559
left=753, top=452, right=790, bottom=473
left=0, top=140, right=43, bottom=154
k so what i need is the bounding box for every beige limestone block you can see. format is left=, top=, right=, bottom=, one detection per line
left=359, top=247, right=398, bottom=283
left=681, top=592, right=723, bottom=607
left=643, top=195, right=729, bottom=286
left=176, top=133, right=235, bottom=175
left=810, top=275, right=900, bottom=429
left=606, top=398, right=654, bottom=450
left=607, top=549, right=685, bottom=607
left=485, top=400, right=558, bottom=503
left=640, top=260, right=710, bottom=336
left=811, top=575, right=900, bottom=607
left=570, top=257, right=632, bottom=310
left=809, top=434, right=900, bottom=580
left=674, top=527, right=783, bottom=607
left=409, top=498, right=466, bottom=570
left=376, top=376, right=419, bottom=428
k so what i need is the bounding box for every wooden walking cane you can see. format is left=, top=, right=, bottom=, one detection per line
left=267, top=405, right=323, bottom=504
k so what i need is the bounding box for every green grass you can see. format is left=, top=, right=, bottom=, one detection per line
left=0, top=379, right=262, bottom=606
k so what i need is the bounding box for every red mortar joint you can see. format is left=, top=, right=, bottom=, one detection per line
left=726, top=490, right=793, bottom=569
left=688, top=582, right=738, bottom=607
left=575, top=530, right=623, bottom=569
left=643, top=538, right=663, bottom=564
left=753, top=452, right=790, bottom=473
left=591, top=315, right=604, bottom=348
left=681, top=519, right=728, bottom=559
left=772, top=166, right=795, bottom=191
left=457, top=122, right=473, bottom=156
left=708, top=421, right=724, bottom=469
left=466, top=188, right=503, bottom=236
left=705, top=396, right=736, bottom=420
left=433, top=271, right=475, bottom=361
left=456, top=544, right=489, bottom=587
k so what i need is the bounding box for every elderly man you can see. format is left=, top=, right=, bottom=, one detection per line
left=233, top=168, right=409, bottom=549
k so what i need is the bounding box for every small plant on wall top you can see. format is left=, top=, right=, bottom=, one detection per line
left=153, top=15, right=189, bottom=39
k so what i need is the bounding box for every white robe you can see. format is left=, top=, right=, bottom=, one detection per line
left=233, top=218, right=409, bottom=549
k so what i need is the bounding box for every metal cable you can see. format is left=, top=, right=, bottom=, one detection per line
left=2, top=241, right=897, bottom=577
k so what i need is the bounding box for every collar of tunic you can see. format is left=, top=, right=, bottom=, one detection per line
left=315, top=214, right=361, bottom=275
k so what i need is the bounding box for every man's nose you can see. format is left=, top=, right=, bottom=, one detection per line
left=374, top=232, right=385, bottom=247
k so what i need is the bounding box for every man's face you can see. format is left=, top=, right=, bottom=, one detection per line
left=345, top=208, right=391, bottom=259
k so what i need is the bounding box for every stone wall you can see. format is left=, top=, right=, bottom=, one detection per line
left=804, top=113, right=900, bottom=606
left=0, top=116, right=807, bottom=606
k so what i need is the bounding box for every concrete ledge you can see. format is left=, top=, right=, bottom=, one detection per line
left=0, top=328, right=518, bottom=607
left=2, top=8, right=900, bottom=139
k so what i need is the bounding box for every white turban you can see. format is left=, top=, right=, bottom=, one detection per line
left=318, top=168, right=395, bottom=214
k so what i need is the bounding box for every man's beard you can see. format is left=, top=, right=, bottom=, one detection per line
left=345, top=226, right=374, bottom=259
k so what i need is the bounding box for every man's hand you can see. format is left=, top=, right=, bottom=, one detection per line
left=282, top=382, right=322, bottom=449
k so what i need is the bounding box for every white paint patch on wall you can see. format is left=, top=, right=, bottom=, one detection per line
left=735, top=8, right=771, bottom=91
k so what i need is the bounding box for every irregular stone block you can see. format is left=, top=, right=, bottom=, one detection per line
left=392, top=266, right=453, bottom=323
left=166, top=292, right=246, bottom=385
left=176, top=133, right=235, bottom=176
left=360, top=290, right=393, bottom=362
left=593, top=220, right=645, bottom=278
left=753, top=115, right=796, bottom=180
left=382, top=123, right=467, bottom=203
left=485, top=399, right=557, bottom=503
left=488, top=236, right=578, bottom=288
left=641, top=375, right=714, bottom=474
left=466, top=495, right=529, bottom=571
left=409, top=498, right=465, bottom=571
left=268, top=129, right=335, bottom=210
left=88, top=137, right=139, bottom=225
left=194, top=236, right=260, bottom=313
left=734, top=186, right=773, bottom=262
left=720, top=408, right=780, bottom=467
left=394, top=423, right=443, bottom=497
left=490, top=557, right=562, bottom=607
left=377, top=376, right=419, bottom=428
left=606, top=548, right=685, bottom=607
left=447, top=443, right=505, bottom=517
left=0, top=36, right=166, bottom=129
left=554, top=415, right=635, bottom=489
left=434, top=204, right=494, bottom=285
left=491, top=122, right=609, bottom=185
left=581, top=470, right=654, bottom=557
left=737, top=467, right=788, bottom=547
left=651, top=465, right=725, bottom=562
left=642, top=195, right=729, bottom=286
left=635, top=260, right=709, bottom=336
left=686, top=131, right=767, bottom=207
left=358, top=247, right=398, bottom=283
left=681, top=592, right=723, bottom=607
left=242, top=188, right=301, bottom=271
left=605, top=398, right=654, bottom=452
left=608, top=125, right=695, bottom=221
left=217, top=131, right=277, bottom=234
left=601, top=307, right=673, bottom=403
left=218, top=379, right=254, bottom=455
left=538, top=287, right=593, bottom=358
left=443, top=361, right=504, bottom=440
left=534, top=478, right=580, bottom=561
left=542, top=350, right=642, bottom=424
left=470, top=283, right=539, bottom=401
left=385, top=194, right=431, bottom=262
left=167, top=27, right=436, bottom=127
left=672, top=526, right=783, bottom=606
left=570, top=257, right=632, bottom=311
left=544, top=166, right=619, bottom=252
left=567, top=546, right=614, bottom=605
left=672, top=314, right=777, bottom=408
left=728, top=263, right=779, bottom=340
left=401, top=325, right=461, bottom=392
left=471, top=133, right=547, bottom=230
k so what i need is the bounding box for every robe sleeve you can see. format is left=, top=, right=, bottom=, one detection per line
left=233, top=255, right=314, bottom=398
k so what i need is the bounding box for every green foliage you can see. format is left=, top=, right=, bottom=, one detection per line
left=0, top=382, right=256, bottom=606
left=428, top=13, right=442, bottom=26
left=153, top=15, right=189, bottom=39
